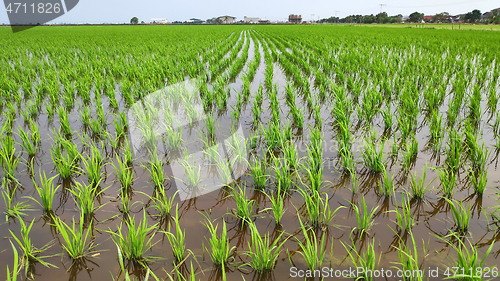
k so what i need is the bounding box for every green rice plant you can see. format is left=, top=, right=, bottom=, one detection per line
left=203, top=139, right=220, bottom=164
left=282, top=139, right=299, bottom=170
left=305, top=126, right=323, bottom=171
left=443, top=198, right=471, bottom=234
left=248, top=156, right=267, bottom=189
left=349, top=195, right=379, bottom=237
left=164, top=206, right=191, bottom=263
left=469, top=141, right=489, bottom=172
left=165, top=127, right=183, bottom=150
left=230, top=185, right=255, bottom=226
left=300, top=160, right=324, bottom=192
left=123, top=138, right=133, bottom=166
left=435, top=167, right=456, bottom=198
left=438, top=232, right=494, bottom=281
left=9, top=219, right=56, bottom=276
left=52, top=213, right=100, bottom=260
left=228, top=132, right=247, bottom=166
left=119, top=188, right=133, bottom=216
left=378, top=166, right=395, bottom=197
left=110, top=211, right=158, bottom=264
left=2, top=187, right=31, bottom=221
left=244, top=222, right=287, bottom=273
left=0, top=148, right=19, bottom=185
left=391, top=229, right=427, bottom=281
left=111, top=244, right=153, bottom=281
left=57, top=107, right=72, bottom=136
left=273, top=157, right=294, bottom=193
left=291, top=107, right=304, bottom=128
left=18, top=128, right=38, bottom=156
left=361, top=137, right=385, bottom=173
left=429, top=111, right=444, bottom=151
left=262, top=121, right=282, bottom=150
left=201, top=213, right=235, bottom=275
left=298, top=187, right=344, bottom=229
left=381, top=106, right=393, bottom=130
left=341, top=238, right=380, bottom=281
left=446, top=129, right=464, bottom=172
left=295, top=215, right=327, bottom=271
left=391, top=194, right=415, bottom=231
left=468, top=167, right=487, bottom=195
left=204, top=114, right=217, bottom=141
left=51, top=149, right=77, bottom=180
left=111, top=156, right=134, bottom=190
left=80, top=152, right=105, bottom=188
left=264, top=185, right=286, bottom=225
left=180, top=155, right=201, bottom=188
left=6, top=241, right=20, bottom=281
left=144, top=153, right=166, bottom=189
left=408, top=164, right=434, bottom=199
left=350, top=171, right=359, bottom=193
left=28, top=171, right=60, bottom=213
left=68, top=181, right=108, bottom=218
left=148, top=189, right=177, bottom=218
left=402, top=137, right=418, bottom=170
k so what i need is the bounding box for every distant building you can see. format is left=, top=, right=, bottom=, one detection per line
left=288, top=14, right=302, bottom=23
left=217, top=16, right=236, bottom=24
left=187, top=18, right=203, bottom=23
left=259, top=20, right=270, bottom=24
left=151, top=18, right=168, bottom=24
left=244, top=16, right=261, bottom=23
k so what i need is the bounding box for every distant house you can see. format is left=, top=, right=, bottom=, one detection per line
left=259, top=20, right=270, bottom=24
left=187, top=18, right=203, bottom=24
left=482, top=7, right=500, bottom=21
left=244, top=16, right=260, bottom=24
left=288, top=14, right=302, bottom=23
left=217, top=16, right=236, bottom=24
left=423, top=15, right=434, bottom=22
left=151, top=18, right=168, bottom=24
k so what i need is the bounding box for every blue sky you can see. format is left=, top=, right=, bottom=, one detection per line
left=1, top=0, right=499, bottom=24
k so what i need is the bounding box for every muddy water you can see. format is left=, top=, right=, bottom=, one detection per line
left=1, top=28, right=500, bottom=281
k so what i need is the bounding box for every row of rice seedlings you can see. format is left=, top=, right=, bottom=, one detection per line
left=180, top=154, right=202, bottom=188
left=148, top=188, right=177, bottom=219
left=273, top=157, right=294, bottom=193
left=28, top=171, right=60, bottom=213
left=144, top=152, right=166, bottom=189
left=262, top=120, right=282, bottom=150
left=201, top=213, right=235, bottom=278
left=2, top=187, right=31, bottom=221
left=109, top=211, right=158, bottom=266
left=244, top=222, right=287, bottom=272
left=9, top=219, right=57, bottom=278
left=53, top=213, right=100, bottom=261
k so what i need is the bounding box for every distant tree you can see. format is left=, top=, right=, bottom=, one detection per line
left=433, top=12, right=450, bottom=23
left=141, top=21, right=145, bottom=24
left=409, top=11, right=424, bottom=23
left=464, top=9, right=481, bottom=22
left=130, top=17, right=139, bottom=25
